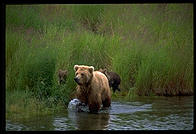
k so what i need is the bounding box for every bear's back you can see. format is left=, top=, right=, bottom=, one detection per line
left=93, top=71, right=111, bottom=102
left=93, top=71, right=109, bottom=83
left=92, top=71, right=110, bottom=90
left=108, top=72, right=121, bottom=82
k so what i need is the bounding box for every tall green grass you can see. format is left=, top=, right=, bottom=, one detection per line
left=106, top=4, right=193, bottom=96
left=72, top=5, right=105, bottom=32
left=6, top=4, right=193, bottom=118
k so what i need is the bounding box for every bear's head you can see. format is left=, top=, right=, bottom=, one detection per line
left=99, top=68, right=107, bottom=74
left=74, top=65, right=94, bottom=86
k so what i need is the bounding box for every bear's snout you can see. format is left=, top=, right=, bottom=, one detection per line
left=74, top=77, right=79, bottom=83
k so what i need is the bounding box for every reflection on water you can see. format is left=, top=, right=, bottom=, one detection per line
left=67, top=112, right=110, bottom=130
left=6, top=120, right=28, bottom=131
left=6, top=96, right=193, bottom=130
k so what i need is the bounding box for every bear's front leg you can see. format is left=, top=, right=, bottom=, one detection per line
left=76, top=88, right=88, bottom=105
left=77, top=95, right=88, bottom=105
left=88, top=94, right=101, bottom=113
left=88, top=102, right=100, bottom=113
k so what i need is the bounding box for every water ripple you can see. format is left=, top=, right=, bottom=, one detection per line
left=6, top=96, right=193, bottom=130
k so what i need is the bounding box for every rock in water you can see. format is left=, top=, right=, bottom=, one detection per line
left=68, top=99, right=110, bottom=113
left=68, top=99, right=80, bottom=110
left=68, top=99, right=89, bottom=112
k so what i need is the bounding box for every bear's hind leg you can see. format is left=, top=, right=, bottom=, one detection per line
left=102, top=96, right=111, bottom=108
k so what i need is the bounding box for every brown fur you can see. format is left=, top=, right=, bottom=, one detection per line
left=58, top=69, right=68, bottom=85
left=74, top=65, right=111, bottom=113
left=99, top=68, right=121, bottom=93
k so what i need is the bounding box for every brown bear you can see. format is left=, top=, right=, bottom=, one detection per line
left=99, top=68, right=121, bottom=93
left=74, top=65, right=111, bottom=113
left=58, top=69, right=68, bottom=85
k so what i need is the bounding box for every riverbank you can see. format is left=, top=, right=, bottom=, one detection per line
left=6, top=4, right=193, bottom=120
left=5, top=88, right=137, bottom=121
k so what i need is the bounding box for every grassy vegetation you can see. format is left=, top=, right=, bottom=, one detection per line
left=6, top=4, right=193, bottom=119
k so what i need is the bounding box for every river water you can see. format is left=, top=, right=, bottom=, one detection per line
left=6, top=96, right=193, bottom=130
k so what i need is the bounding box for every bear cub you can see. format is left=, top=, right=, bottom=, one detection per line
left=58, top=69, right=68, bottom=85
left=99, top=68, right=121, bottom=93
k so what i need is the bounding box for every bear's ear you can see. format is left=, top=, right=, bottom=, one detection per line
left=65, top=70, right=68, bottom=74
left=88, top=66, right=94, bottom=73
left=74, top=65, right=79, bottom=71
left=103, top=69, right=107, bottom=73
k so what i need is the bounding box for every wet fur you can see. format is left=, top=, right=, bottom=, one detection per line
left=74, top=65, right=111, bottom=113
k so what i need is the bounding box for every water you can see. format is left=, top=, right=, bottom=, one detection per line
left=6, top=96, right=193, bottom=130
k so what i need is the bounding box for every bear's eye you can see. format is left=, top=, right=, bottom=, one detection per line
left=81, top=73, right=84, bottom=76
